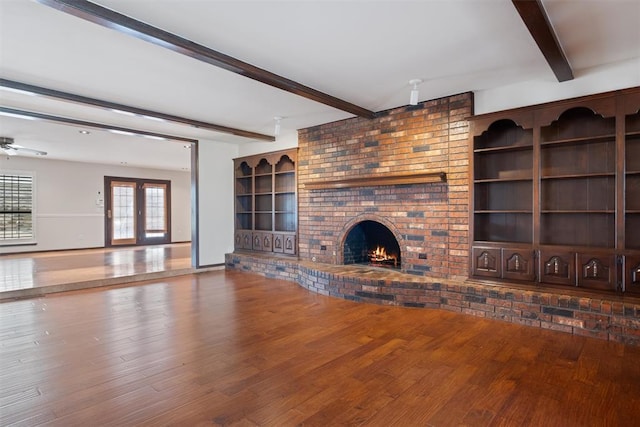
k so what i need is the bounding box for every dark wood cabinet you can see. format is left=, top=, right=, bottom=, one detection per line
left=233, top=149, right=297, bottom=256
left=470, top=87, right=640, bottom=294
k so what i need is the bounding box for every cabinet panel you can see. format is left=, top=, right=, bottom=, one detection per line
left=541, top=177, right=615, bottom=211
left=255, top=175, right=272, bottom=194
left=474, top=181, right=532, bottom=211
left=502, top=249, right=535, bottom=281
left=474, top=213, right=532, bottom=243
left=255, top=194, right=272, bottom=211
left=626, top=136, right=640, bottom=172
left=275, top=213, right=296, bottom=232
left=235, top=177, right=252, bottom=195
left=539, top=251, right=575, bottom=286
left=234, top=231, right=243, bottom=250
left=275, top=172, right=295, bottom=192
left=626, top=213, right=640, bottom=250
left=472, top=247, right=501, bottom=278
left=283, top=235, right=296, bottom=255
left=235, top=213, right=252, bottom=231
left=539, top=107, right=615, bottom=142
left=474, top=150, right=532, bottom=180
left=273, top=234, right=284, bottom=253
left=251, top=232, right=273, bottom=252
left=577, top=254, right=616, bottom=291
left=255, top=213, right=273, bottom=231
left=540, top=140, right=615, bottom=177
left=275, top=193, right=295, bottom=212
left=625, top=255, right=640, bottom=295
left=238, top=231, right=251, bottom=250
left=261, top=233, right=273, bottom=252
left=474, top=119, right=533, bottom=149
left=540, top=213, right=614, bottom=248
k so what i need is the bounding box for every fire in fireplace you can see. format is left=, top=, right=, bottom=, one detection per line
left=343, top=220, right=401, bottom=269
left=369, top=245, right=398, bottom=267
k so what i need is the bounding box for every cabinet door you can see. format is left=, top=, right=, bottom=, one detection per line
left=540, top=251, right=575, bottom=286
left=625, top=255, right=640, bottom=295
left=234, top=231, right=243, bottom=250
left=241, top=231, right=252, bottom=250
left=273, top=234, right=284, bottom=253
left=261, top=233, right=273, bottom=252
left=472, top=247, right=501, bottom=278
left=502, top=249, right=535, bottom=281
left=577, top=253, right=616, bottom=291
left=252, top=233, right=263, bottom=251
left=283, top=235, right=296, bottom=255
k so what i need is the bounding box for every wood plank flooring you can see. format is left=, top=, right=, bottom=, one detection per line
left=1, top=269, right=639, bottom=426
left=0, top=244, right=192, bottom=299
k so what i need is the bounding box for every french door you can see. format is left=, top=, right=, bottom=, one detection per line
left=105, top=177, right=171, bottom=246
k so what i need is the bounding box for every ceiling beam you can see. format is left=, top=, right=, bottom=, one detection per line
left=36, top=0, right=377, bottom=119
left=0, top=106, right=198, bottom=143
left=0, top=78, right=274, bottom=142
left=512, top=0, right=574, bottom=82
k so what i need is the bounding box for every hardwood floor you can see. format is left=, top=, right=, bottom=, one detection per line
left=0, top=243, right=193, bottom=299
left=1, top=269, right=639, bottom=426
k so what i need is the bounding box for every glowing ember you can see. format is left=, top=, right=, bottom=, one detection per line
left=368, top=245, right=398, bottom=267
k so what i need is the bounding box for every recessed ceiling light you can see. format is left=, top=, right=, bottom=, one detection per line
left=110, top=109, right=136, bottom=117
left=0, top=86, right=37, bottom=96
left=78, top=130, right=91, bottom=135
left=108, top=129, right=136, bottom=136
left=0, top=111, right=38, bottom=120
left=142, top=115, right=166, bottom=122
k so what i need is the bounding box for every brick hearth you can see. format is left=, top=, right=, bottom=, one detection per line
left=225, top=252, right=640, bottom=345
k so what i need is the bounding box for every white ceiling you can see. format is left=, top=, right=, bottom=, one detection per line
left=0, top=0, right=639, bottom=171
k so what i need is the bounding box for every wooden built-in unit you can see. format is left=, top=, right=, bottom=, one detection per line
left=470, top=87, right=640, bottom=294
left=234, top=148, right=297, bottom=255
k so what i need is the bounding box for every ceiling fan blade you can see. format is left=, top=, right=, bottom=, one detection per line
left=0, top=146, right=18, bottom=156
left=8, top=144, right=47, bottom=156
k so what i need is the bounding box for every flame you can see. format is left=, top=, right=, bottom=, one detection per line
left=368, top=245, right=398, bottom=267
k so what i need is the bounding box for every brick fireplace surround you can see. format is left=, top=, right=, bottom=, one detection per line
left=226, top=92, right=640, bottom=346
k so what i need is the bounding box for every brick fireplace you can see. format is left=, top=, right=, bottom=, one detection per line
left=343, top=220, right=401, bottom=269
left=297, top=93, right=471, bottom=278
left=226, top=91, right=640, bottom=345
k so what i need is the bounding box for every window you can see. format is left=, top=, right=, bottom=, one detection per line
left=0, top=171, right=35, bottom=244
left=143, top=183, right=167, bottom=238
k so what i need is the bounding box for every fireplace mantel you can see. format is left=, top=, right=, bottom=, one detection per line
left=302, top=171, right=446, bottom=191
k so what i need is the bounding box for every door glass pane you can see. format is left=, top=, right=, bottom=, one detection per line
left=113, top=184, right=135, bottom=240
left=144, top=185, right=166, bottom=238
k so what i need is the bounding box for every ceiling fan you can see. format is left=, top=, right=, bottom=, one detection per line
left=0, top=137, right=47, bottom=157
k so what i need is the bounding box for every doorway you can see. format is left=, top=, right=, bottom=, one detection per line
left=105, top=177, right=171, bottom=247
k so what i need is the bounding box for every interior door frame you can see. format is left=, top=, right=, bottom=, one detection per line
left=104, top=176, right=172, bottom=247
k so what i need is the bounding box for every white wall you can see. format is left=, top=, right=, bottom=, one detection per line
left=475, top=57, right=640, bottom=115
left=196, top=139, right=239, bottom=266
left=237, top=130, right=298, bottom=158
left=0, top=156, right=191, bottom=254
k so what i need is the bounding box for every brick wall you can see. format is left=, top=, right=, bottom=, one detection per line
left=297, top=92, right=472, bottom=279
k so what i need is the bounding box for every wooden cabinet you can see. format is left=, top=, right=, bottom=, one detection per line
left=233, top=149, right=297, bottom=256
left=470, top=87, right=640, bottom=294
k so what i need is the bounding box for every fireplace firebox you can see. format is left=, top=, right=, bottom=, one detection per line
left=343, top=220, right=401, bottom=269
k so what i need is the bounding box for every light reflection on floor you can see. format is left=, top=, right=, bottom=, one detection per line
left=0, top=258, right=35, bottom=290
left=0, top=243, right=191, bottom=295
